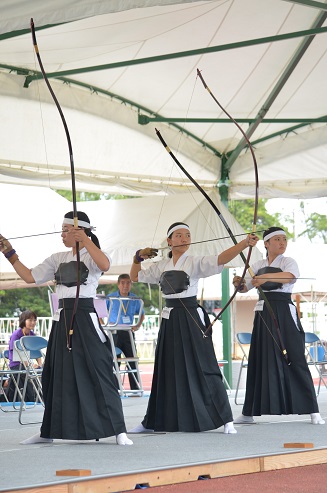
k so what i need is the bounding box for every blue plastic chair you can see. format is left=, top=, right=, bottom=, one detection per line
left=17, top=336, right=48, bottom=424
left=305, top=332, right=327, bottom=396
left=234, top=332, right=252, bottom=405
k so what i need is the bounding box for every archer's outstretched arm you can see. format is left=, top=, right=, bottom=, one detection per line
left=0, top=235, right=35, bottom=283
left=217, top=234, right=258, bottom=266
left=130, top=248, right=158, bottom=282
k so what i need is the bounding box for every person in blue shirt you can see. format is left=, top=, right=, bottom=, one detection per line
left=107, top=274, right=144, bottom=390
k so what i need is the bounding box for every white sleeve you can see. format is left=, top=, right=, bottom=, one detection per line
left=281, top=257, right=300, bottom=284
left=189, top=255, right=222, bottom=279
left=138, top=261, right=164, bottom=284
left=31, top=255, right=58, bottom=285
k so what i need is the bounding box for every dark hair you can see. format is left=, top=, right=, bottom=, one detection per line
left=166, top=222, right=190, bottom=258
left=19, top=310, right=37, bottom=328
left=118, top=274, right=131, bottom=283
left=263, top=227, right=286, bottom=240
left=64, top=211, right=101, bottom=249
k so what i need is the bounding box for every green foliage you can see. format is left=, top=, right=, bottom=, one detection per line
left=0, top=287, right=51, bottom=318
left=56, top=190, right=137, bottom=201
left=298, top=212, right=327, bottom=243
left=229, top=198, right=293, bottom=238
left=0, top=282, right=161, bottom=318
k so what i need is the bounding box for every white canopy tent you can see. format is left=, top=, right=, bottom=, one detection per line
left=0, top=0, right=326, bottom=199
left=1, top=1, right=326, bottom=377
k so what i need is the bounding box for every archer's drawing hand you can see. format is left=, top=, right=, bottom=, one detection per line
left=0, top=234, right=13, bottom=253
left=139, top=248, right=158, bottom=260
left=133, top=248, right=158, bottom=264
left=232, top=275, right=246, bottom=292
left=245, top=233, right=259, bottom=247
left=251, top=276, right=266, bottom=288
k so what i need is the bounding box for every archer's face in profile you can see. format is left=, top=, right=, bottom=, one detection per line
left=61, top=224, right=76, bottom=248
left=168, top=228, right=191, bottom=256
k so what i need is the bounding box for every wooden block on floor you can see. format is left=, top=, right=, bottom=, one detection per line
left=56, top=469, right=91, bottom=476
left=283, top=443, right=314, bottom=449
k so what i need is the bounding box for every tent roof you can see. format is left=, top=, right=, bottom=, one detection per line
left=0, top=0, right=326, bottom=199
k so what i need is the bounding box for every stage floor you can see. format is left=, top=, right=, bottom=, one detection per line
left=1, top=388, right=326, bottom=493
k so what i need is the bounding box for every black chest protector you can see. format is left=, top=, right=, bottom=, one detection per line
left=54, top=261, right=89, bottom=287
left=159, top=270, right=190, bottom=295
left=256, top=266, right=283, bottom=291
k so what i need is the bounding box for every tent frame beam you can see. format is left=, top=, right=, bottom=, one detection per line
left=222, top=9, right=327, bottom=173
left=22, top=26, right=327, bottom=85
left=139, top=116, right=327, bottom=125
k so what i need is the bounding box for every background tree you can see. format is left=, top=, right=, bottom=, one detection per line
left=295, top=202, right=327, bottom=243
left=0, top=283, right=160, bottom=318
left=0, top=287, right=51, bottom=317
left=229, top=198, right=292, bottom=238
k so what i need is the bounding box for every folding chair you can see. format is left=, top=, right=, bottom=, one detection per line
left=234, top=332, right=252, bottom=405
left=0, top=349, right=11, bottom=408
left=217, top=360, right=231, bottom=394
left=16, top=336, right=48, bottom=424
left=48, top=290, right=59, bottom=316
left=103, top=297, right=144, bottom=396
left=304, top=332, right=327, bottom=396
left=1, top=348, right=27, bottom=412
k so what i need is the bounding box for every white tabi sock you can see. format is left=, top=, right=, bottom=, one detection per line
left=224, top=421, right=237, bottom=434
left=310, top=413, right=325, bottom=425
left=116, top=433, right=133, bottom=445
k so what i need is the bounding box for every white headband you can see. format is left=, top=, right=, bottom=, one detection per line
left=167, top=224, right=190, bottom=237
left=264, top=230, right=286, bottom=241
left=63, top=218, right=93, bottom=229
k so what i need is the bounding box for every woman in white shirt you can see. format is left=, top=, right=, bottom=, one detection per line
left=0, top=211, right=132, bottom=445
left=129, top=222, right=258, bottom=434
left=233, top=227, right=324, bottom=425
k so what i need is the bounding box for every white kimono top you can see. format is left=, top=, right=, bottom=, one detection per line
left=32, top=248, right=111, bottom=299
left=138, top=253, right=223, bottom=298
left=244, top=254, right=299, bottom=293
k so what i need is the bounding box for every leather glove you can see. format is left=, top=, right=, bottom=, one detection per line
left=232, top=275, right=246, bottom=292
left=134, top=247, right=158, bottom=264
left=0, top=235, right=13, bottom=254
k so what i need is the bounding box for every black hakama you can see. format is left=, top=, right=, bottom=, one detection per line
left=242, top=292, right=319, bottom=416
left=142, top=296, right=233, bottom=432
left=41, top=298, right=126, bottom=440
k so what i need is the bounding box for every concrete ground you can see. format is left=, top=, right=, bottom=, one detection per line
left=0, top=386, right=326, bottom=492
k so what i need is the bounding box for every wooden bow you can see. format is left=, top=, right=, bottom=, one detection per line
left=30, top=18, right=80, bottom=350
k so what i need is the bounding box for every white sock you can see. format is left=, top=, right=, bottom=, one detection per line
left=310, top=413, right=325, bottom=425
left=224, top=421, right=237, bottom=434
left=128, top=423, right=154, bottom=433
left=116, top=433, right=133, bottom=445
left=233, top=414, right=255, bottom=424
left=20, top=433, right=53, bottom=445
